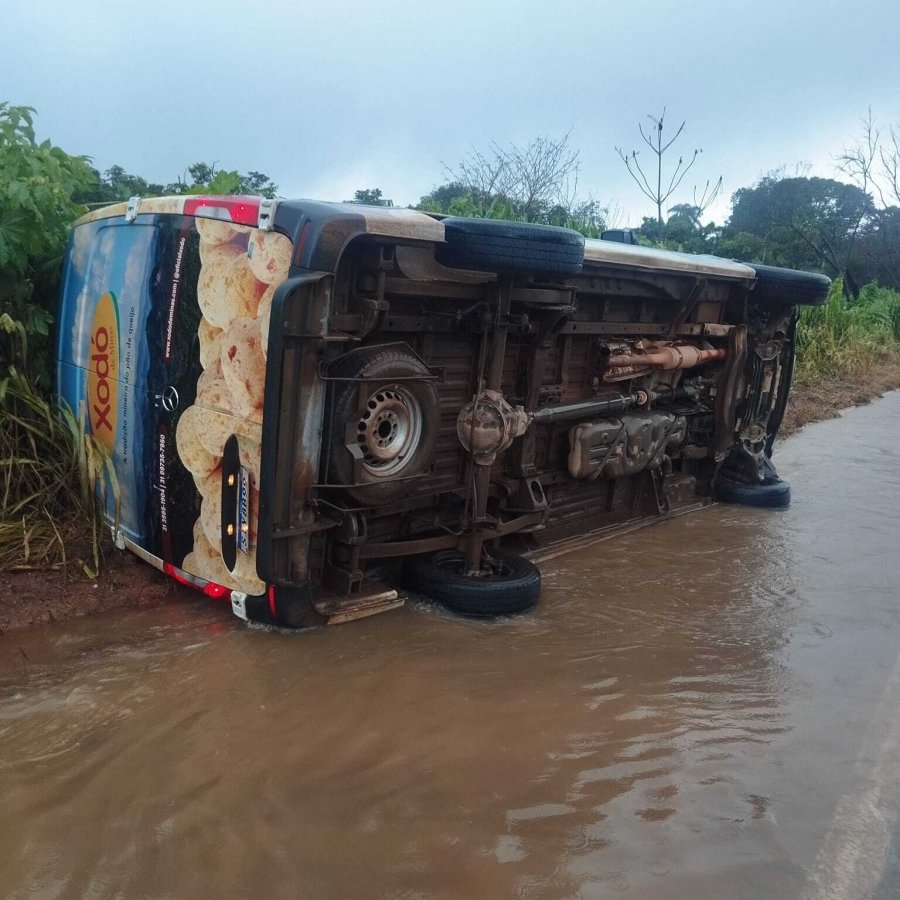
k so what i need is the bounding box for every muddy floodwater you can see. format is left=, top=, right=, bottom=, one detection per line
left=2, top=394, right=900, bottom=899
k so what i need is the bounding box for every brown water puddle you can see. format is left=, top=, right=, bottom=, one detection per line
left=2, top=393, right=900, bottom=899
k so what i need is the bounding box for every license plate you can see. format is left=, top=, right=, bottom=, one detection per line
left=237, top=464, right=250, bottom=555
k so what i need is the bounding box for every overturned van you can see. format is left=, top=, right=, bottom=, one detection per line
left=57, top=196, right=830, bottom=628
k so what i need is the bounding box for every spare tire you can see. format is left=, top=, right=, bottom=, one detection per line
left=404, top=548, right=541, bottom=617
left=328, top=346, right=440, bottom=506
left=437, top=218, right=584, bottom=276
left=749, top=263, right=831, bottom=306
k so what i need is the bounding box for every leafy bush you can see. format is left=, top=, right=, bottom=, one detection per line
left=0, top=103, right=94, bottom=385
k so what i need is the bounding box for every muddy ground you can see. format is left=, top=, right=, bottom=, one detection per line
left=1, top=373, right=897, bottom=636
left=0, top=553, right=187, bottom=635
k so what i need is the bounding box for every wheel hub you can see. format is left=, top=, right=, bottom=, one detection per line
left=356, top=385, right=423, bottom=476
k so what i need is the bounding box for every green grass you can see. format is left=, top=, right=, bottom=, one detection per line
left=795, top=279, right=900, bottom=383
left=1, top=326, right=116, bottom=576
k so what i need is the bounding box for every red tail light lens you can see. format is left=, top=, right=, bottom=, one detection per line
left=183, top=195, right=260, bottom=226
left=164, top=562, right=231, bottom=602
left=203, top=582, right=231, bottom=600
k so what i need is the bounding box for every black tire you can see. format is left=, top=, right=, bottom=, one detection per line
left=716, top=477, right=791, bottom=509
left=437, top=218, right=584, bottom=276
left=404, top=549, right=541, bottom=617
left=328, top=347, right=440, bottom=506
left=749, top=263, right=831, bottom=306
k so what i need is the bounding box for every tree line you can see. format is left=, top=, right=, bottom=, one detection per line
left=414, top=109, right=900, bottom=301
left=4, top=100, right=900, bottom=386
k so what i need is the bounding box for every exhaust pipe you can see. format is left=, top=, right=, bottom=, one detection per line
left=605, top=345, right=726, bottom=372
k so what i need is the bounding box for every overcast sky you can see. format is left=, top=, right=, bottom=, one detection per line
left=5, top=0, right=900, bottom=226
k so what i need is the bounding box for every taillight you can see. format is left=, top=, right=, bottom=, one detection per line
left=164, top=562, right=230, bottom=602
left=203, top=582, right=230, bottom=600
left=183, top=195, right=260, bottom=226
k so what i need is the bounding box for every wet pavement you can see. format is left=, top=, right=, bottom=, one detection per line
left=1, top=392, right=899, bottom=899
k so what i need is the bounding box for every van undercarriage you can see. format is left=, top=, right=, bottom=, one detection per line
left=257, top=216, right=806, bottom=625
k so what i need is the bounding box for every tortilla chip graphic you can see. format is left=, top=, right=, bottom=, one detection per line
left=199, top=238, right=248, bottom=269
left=175, top=407, right=220, bottom=480
left=195, top=217, right=251, bottom=246
left=257, top=284, right=274, bottom=358
left=180, top=405, right=261, bottom=459
left=248, top=230, right=292, bottom=284
left=219, top=317, right=266, bottom=423
left=230, top=550, right=265, bottom=596
left=198, top=317, right=224, bottom=370
left=176, top=216, right=294, bottom=600
left=188, top=506, right=264, bottom=596
left=183, top=530, right=234, bottom=590
left=197, top=251, right=265, bottom=329
left=196, top=359, right=238, bottom=417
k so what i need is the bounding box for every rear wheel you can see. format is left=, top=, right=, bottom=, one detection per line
left=404, top=549, right=541, bottom=617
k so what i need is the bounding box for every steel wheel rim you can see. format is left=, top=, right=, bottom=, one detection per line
left=356, top=384, right=423, bottom=477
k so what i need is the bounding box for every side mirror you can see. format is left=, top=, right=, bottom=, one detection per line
left=600, top=229, right=638, bottom=245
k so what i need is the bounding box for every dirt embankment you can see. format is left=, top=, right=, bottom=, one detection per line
left=0, top=553, right=189, bottom=636
left=2, top=372, right=898, bottom=637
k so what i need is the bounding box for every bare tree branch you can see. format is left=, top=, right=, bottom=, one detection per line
left=446, top=134, right=582, bottom=220
left=881, top=126, right=900, bottom=206
left=692, top=177, right=724, bottom=224
left=837, top=107, right=887, bottom=207
left=616, top=108, right=715, bottom=240
left=615, top=148, right=657, bottom=202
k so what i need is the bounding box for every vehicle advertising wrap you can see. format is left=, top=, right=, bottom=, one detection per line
left=57, top=212, right=292, bottom=595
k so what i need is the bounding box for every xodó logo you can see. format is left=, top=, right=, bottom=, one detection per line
left=88, top=292, right=120, bottom=452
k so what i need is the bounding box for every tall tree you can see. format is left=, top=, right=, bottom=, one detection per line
left=834, top=110, right=900, bottom=291
left=616, top=108, right=722, bottom=239
left=728, top=176, right=875, bottom=294
left=348, top=188, right=392, bottom=206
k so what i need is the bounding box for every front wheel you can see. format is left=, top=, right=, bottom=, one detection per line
left=403, top=549, right=541, bottom=617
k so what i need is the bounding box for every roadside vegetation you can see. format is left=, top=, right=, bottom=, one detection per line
left=797, top=280, right=900, bottom=382
left=2, top=101, right=900, bottom=574
left=781, top=280, right=900, bottom=435
left=0, top=325, right=112, bottom=575
left=0, top=105, right=109, bottom=573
